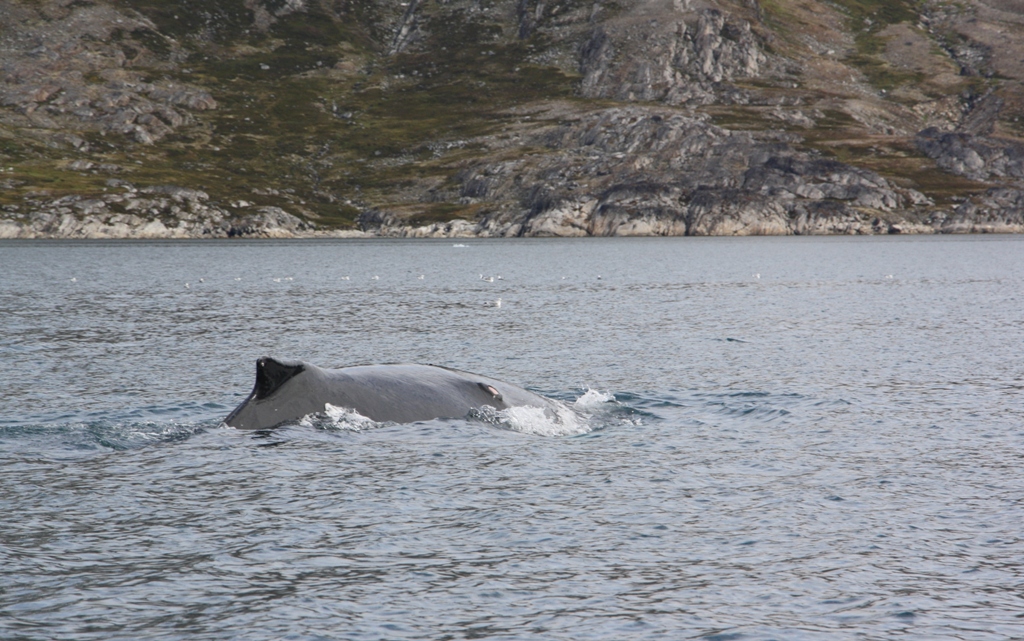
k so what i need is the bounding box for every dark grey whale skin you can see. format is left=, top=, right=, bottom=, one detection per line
left=224, top=358, right=562, bottom=429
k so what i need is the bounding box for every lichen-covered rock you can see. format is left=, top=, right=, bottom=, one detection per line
left=2, top=0, right=1024, bottom=239
left=0, top=184, right=316, bottom=239
left=916, top=128, right=1024, bottom=182
left=938, top=188, right=1024, bottom=233
left=580, top=9, right=767, bottom=106
left=411, top=107, right=928, bottom=237
left=0, top=2, right=216, bottom=147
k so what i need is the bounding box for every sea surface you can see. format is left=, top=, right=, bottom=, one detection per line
left=1, top=236, right=1022, bottom=640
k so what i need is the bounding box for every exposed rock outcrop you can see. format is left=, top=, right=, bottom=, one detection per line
left=916, top=128, right=1024, bottom=182
left=427, top=107, right=936, bottom=236
left=942, top=188, right=1024, bottom=233
left=580, top=9, right=768, bottom=106
left=914, top=128, right=1024, bottom=229
left=2, top=0, right=1024, bottom=238
left=0, top=183, right=314, bottom=239
left=0, top=1, right=216, bottom=147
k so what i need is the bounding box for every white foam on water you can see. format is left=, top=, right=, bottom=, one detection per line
left=572, top=387, right=643, bottom=428
left=573, top=388, right=616, bottom=410
left=473, top=403, right=591, bottom=437
left=301, top=403, right=380, bottom=431
left=304, top=398, right=607, bottom=436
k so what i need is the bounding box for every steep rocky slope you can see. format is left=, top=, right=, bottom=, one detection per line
left=2, top=0, right=1023, bottom=237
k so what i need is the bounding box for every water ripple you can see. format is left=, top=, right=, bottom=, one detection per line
left=2, top=237, right=1024, bottom=640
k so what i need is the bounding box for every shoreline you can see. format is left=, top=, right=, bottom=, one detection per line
left=2, top=212, right=1022, bottom=239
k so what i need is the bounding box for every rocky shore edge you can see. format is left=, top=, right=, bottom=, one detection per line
left=5, top=105, right=1024, bottom=239
left=5, top=111, right=1024, bottom=240
left=5, top=204, right=1021, bottom=240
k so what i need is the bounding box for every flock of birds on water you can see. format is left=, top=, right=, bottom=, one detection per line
left=68, top=273, right=898, bottom=292
left=65, top=240, right=896, bottom=308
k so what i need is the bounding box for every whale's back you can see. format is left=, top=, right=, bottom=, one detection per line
left=224, top=358, right=557, bottom=429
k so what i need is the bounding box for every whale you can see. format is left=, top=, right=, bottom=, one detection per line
left=224, top=357, right=564, bottom=430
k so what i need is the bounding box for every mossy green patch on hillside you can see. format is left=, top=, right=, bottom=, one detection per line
left=89, top=3, right=579, bottom=228
left=760, top=0, right=950, bottom=97
left=113, top=0, right=255, bottom=43
left=830, top=0, right=918, bottom=40
left=806, top=136, right=989, bottom=204
left=0, top=162, right=109, bottom=206
left=13, top=0, right=1002, bottom=235
left=406, top=202, right=486, bottom=226
left=828, top=0, right=933, bottom=94
left=0, top=1, right=583, bottom=228
left=705, top=106, right=777, bottom=130
left=845, top=52, right=926, bottom=94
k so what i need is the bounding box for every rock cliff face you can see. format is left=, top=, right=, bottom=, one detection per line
left=1, top=0, right=1024, bottom=238
left=450, top=107, right=931, bottom=236
left=916, top=128, right=1024, bottom=182
left=580, top=8, right=768, bottom=106
left=0, top=1, right=216, bottom=146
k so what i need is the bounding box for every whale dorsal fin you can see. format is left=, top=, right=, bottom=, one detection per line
left=255, top=357, right=306, bottom=400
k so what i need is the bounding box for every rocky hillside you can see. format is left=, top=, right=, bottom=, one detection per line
left=2, top=0, right=1023, bottom=237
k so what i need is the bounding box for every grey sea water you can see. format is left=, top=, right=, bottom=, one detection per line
left=1, top=236, right=1022, bottom=640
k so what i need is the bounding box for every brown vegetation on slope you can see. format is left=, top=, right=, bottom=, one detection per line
left=1, top=0, right=1022, bottom=237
